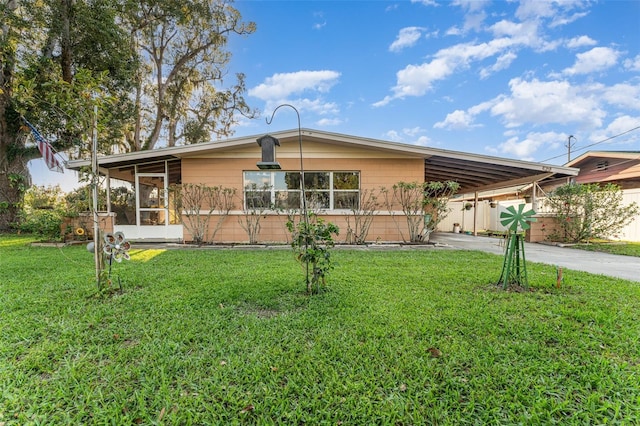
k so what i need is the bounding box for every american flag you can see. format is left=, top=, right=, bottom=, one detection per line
left=23, top=119, right=64, bottom=174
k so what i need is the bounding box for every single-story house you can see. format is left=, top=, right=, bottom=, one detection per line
left=565, top=151, right=640, bottom=189
left=66, top=129, right=579, bottom=243
left=566, top=151, right=640, bottom=241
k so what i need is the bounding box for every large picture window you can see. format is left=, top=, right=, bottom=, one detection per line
left=243, top=171, right=359, bottom=210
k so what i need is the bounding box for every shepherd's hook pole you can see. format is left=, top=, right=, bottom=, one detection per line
left=266, top=104, right=310, bottom=288
left=92, top=104, right=101, bottom=290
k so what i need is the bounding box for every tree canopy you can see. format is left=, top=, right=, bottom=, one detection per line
left=0, top=0, right=255, bottom=230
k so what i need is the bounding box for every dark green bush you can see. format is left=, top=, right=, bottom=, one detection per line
left=18, top=208, right=63, bottom=241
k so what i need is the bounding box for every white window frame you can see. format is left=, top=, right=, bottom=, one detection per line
left=243, top=171, right=360, bottom=211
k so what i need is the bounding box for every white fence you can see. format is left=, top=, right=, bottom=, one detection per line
left=619, top=188, right=640, bottom=241
left=437, top=189, right=640, bottom=242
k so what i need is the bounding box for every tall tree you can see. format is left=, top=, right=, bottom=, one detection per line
left=1, top=0, right=33, bottom=229
left=0, top=0, right=137, bottom=230
left=1, top=0, right=256, bottom=230
left=122, top=0, right=256, bottom=151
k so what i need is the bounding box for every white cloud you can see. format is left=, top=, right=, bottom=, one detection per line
left=497, top=131, right=563, bottom=160
left=566, top=35, right=597, bottom=49
left=292, top=98, right=340, bottom=115
left=624, top=54, right=640, bottom=71
left=378, top=37, right=518, bottom=104
left=515, top=0, right=556, bottom=20
left=445, top=26, right=462, bottom=37
left=479, top=51, right=517, bottom=78
left=261, top=98, right=340, bottom=124
left=377, top=12, right=557, bottom=106
left=249, top=70, right=341, bottom=101
left=402, top=126, right=426, bottom=137
left=434, top=109, right=477, bottom=130
left=516, top=0, right=588, bottom=28
left=548, top=11, right=589, bottom=29
left=410, top=0, right=438, bottom=6
left=383, top=127, right=429, bottom=144
left=316, top=117, right=342, bottom=127
left=372, top=95, right=394, bottom=108
left=490, top=78, right=606, bottom=129
left=604, top=115, right=640, bottom=135
left=452, top=0, right=489, bottom=33
left=389, top=27, right=426, bottom=52
left=588, top=115, right=640, bottom=146
left=562, top=47, right=620, bottom=75
left=413, top=135, right=432, bottom=146
left=384, top=130, right=402, bottom=142
left=313, top=11, right=326, bottom=30
left=598, top=83, right=640, bottom=110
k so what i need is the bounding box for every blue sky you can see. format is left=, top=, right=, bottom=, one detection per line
left=31, top=0, right=640, bottom=191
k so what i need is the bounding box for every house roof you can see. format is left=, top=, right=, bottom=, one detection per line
left=66, top=128, right=579, bottom=193
left=564, top=151, right=640, bottom=187
left=565, top=151, right=640, bottom=167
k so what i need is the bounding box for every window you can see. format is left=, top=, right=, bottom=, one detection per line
left=243, top=171, right=359, bottom=210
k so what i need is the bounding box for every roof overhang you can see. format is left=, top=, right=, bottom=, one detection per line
left=566, top=150, right=640, bottom=167
left=66, top=128, right=579, bottom=193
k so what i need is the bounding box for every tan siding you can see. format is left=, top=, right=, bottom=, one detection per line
left=178, top=144, right=426, bottom=243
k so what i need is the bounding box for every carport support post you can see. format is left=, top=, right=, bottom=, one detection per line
left=532, top=181, right=538, bottom=211
left=473, top=192, right=478, bottom=236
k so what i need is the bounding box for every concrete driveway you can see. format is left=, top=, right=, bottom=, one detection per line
left=430, top=232, right=640, bottom=282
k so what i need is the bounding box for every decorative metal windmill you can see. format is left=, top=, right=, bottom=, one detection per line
left=103, top=232, right=131, bottom=289
left=498, top=204, right=536, bottom=289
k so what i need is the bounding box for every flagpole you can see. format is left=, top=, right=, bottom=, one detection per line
left=92, top=104, right=101, bottom=289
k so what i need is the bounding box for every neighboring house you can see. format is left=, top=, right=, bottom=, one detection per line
left=66, top=129, right=578, bottom=243
left=565, top=151, right=640, bottom=241
left=565, top=151, right=640, bottom=189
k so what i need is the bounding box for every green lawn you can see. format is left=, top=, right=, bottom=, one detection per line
left=1, top=234, right=639, bottom=424
left=574, top=241, right=640, bottom=257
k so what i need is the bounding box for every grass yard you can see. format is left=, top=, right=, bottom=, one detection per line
left=1, top=234, right=639, bottom=425
left=574, top=241, right=640, bottom=258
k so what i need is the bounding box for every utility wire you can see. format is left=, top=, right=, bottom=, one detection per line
left=541, top=125, right=640, bottom=163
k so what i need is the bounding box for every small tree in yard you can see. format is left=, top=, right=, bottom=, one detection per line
left=238, top=183, right=273, bottom=244
left=345, top=189, right=378, bottom=244
left=287, top=214, right=339, bottom=295
left=171, top=184, right=236, bottom=245
left=545, top=183, right=639, bottom=243
left=382, top=181, right=460, bottom=242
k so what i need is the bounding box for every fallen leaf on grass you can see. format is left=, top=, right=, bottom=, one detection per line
left=427, top=347, right=442, bottom=358
left=157, top=407, right=166, bottom=422
left=270, top=366, right=278, bottom=372
left=240, top=405, right=254, bottom=414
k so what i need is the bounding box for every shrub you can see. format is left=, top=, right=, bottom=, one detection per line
left=17, top=185, right=67, bottom=241
left=544, top=183, right=639, bottom=243
left=170, top=183, right=236, bottom=245
left=381, top=181, right=460, bottom=242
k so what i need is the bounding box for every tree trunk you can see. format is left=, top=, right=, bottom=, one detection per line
left=60, top=0, right=75, bottom=83
left=0, top=117, right=31, bottom=231
left=0, top=0, right=29, bottom=231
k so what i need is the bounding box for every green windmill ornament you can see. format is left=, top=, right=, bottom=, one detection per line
left=498, top=204, right=536, bottom=289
